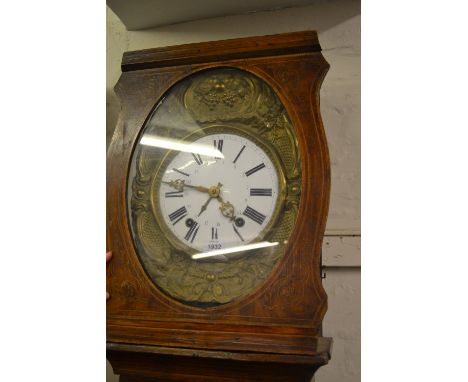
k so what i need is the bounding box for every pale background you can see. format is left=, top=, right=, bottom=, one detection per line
left=106, top=0, right=360, bottom=380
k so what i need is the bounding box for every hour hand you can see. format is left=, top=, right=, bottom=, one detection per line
left=197, top=196, right=212, bottom=217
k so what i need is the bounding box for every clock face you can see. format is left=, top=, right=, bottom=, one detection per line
left=127, top=68, right=301, bottom=306
left=157, top=133, right=280, bottom=254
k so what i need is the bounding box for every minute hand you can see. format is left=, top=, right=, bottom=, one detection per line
left=185, top=184, right=210, bottom=193
left=162, top=179, right=210, bottom=193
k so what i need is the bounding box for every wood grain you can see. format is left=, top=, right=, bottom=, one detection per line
left=107, top=30, right=331, bottom=381
left=121, top=31, right=321, bottom=71
left=108, top=342, right=330, bottom=382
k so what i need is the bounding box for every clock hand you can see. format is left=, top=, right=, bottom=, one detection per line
left=217, top=196, right=237, bottom=221
left=186, top=184, right=211, bottom=193
left=197, top=182, right=223, bottom=217
left=197, top=196, right=213, bottom=217
left=162, top=179, right=210, bottom=193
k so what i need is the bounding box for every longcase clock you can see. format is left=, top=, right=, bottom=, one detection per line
left=107, top=31, right=332, bottom=382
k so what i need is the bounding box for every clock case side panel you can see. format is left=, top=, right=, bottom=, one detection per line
left=107, top=32, right=331, bottom=356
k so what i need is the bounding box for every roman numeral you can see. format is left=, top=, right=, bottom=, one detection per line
left=233, top=145, right=246, bottom=164
left=192, top=153, right=203, bottom=165
left=245, top=163, right=265, bottom=177
left=243, top=206, right=266, bottom=225
left=232, top=225, right=244, bottom=241
left=165, top=190, right=184, bottom=198
left=211, top=227, right=218, bottom=240
left=213, top=139, right=223, bottom=154
left=184, top=221, right=200, bottom=243
left=173, top=168, right=189, bottom=177
left=168, top=206, right=188, bottom=225
left=250, top=188, right=272, bottom=196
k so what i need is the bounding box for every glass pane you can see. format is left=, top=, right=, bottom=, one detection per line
left=127, top=68, right=301, bottom=307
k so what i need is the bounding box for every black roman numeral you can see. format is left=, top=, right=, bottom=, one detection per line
left=232, top=225, right=244, bottom=241
left=243, top=206, right=266, bottom=225
left=165, top=190, right=184, bottom=198
left=173, top=168, right=189, bottom=177
left=184, top=221, right=200, bottom=243
left=211, top=227, right=218, bottom=240
left=245, top=163, right=265, bottom=177
left=168, top=206, right=188, bottom=225
left=192, top=153, right=203, bottom=165
left=213, top=139, right=223, bottom=155
left=250, top=188, right=272, bottom=196
left=233, top=145, right=246, bottom=164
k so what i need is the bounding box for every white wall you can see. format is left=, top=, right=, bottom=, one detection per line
left=106, top=1, right=360, bottom=380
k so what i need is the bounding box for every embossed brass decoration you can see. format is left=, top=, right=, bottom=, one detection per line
left=128, top=68, right=301, bottom=306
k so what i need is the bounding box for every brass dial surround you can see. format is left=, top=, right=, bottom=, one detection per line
left=128, top=68, right=302, bottom=306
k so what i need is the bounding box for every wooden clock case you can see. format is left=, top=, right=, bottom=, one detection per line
left=107, top=31, right=332, bottom=382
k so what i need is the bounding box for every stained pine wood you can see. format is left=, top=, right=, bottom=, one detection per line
left=107, top=31, right=331, bottom=381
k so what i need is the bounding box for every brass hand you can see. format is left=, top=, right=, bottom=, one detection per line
left=162, top=179, right=210, bottom=193
left=195, top=182, right=223, bottom=217
left=197, top=196, right=213, bottom=217
left=217, top=195, right=237, bottom=221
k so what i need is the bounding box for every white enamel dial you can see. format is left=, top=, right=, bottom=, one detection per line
left=158, top=133, right=280, bottom=253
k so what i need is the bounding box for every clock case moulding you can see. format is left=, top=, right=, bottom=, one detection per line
left=107, top=31, right=332, bottom=382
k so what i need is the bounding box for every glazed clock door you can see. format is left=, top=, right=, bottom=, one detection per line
left=127, top=68, right=302, bottom=307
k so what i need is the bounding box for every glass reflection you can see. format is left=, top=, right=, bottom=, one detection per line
left=192, top=241, right=279, bottom=260
left=141, top=134, right=224, bottom=158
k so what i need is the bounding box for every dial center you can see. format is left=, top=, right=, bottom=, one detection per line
left=208, top=183, right=222, bottom=198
